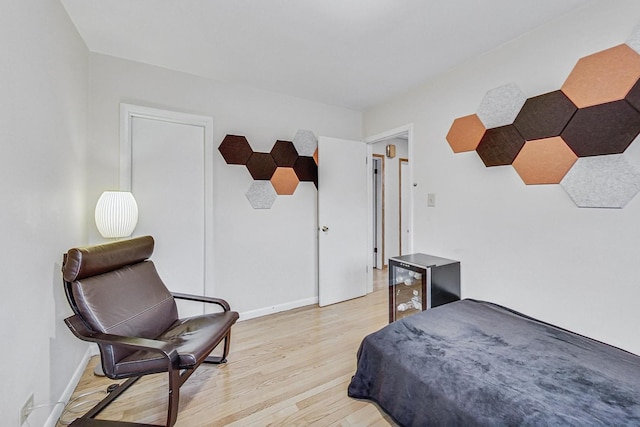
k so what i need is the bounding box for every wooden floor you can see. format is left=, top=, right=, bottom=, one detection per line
left=60, top=269, right=397, bottom=426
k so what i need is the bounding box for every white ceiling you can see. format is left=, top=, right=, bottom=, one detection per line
left=61, top=0, right=591, bottom=111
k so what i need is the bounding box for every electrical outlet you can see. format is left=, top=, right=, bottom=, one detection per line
left=19, top=393, right=34, bottom=425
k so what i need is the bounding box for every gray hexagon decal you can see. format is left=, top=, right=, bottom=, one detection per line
left=560, top=154, right=640, bottom=208
left=477, top=82, right=527, bottom=128
left=292, top=129, right=317, bottom=156
left=245, top=181, right=277, bottom=209
left=626, top=25, right=640, bottom=55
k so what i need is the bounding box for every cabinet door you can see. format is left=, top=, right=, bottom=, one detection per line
left=389, top=262, right=425, bottom=322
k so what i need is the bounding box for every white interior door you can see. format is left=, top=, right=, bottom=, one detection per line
left=121, top=104, right=214, bottom=317
left=318, top=136, right=368, bottom=307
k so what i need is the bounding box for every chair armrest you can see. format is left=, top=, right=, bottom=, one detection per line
left=64, top=315, right=180, bottom=363
left=171, top=292, right=231, bottom=311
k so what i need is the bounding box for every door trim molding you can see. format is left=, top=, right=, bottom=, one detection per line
left=119, top=103, right=215, bottom=293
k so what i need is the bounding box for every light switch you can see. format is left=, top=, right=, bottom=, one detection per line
left=427, top=193, right=436, bottom=207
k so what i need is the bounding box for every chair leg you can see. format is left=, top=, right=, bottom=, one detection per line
left=81, top=376, right=141, bottom=419
left=204, top=331, right=232, bottom=364
left=166, top=369, right=180, bottom=427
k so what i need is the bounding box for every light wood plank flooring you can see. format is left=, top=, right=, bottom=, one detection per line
left=59, top=269, right=397, bottom=426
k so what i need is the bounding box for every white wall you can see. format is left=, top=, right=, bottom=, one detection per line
left=0, top=0, right=89, bottom=424
left=87, top=54, right=362, bottom=318
left=364, top=0, right=640, bottom=354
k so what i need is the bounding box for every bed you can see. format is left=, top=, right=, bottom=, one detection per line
left=347, top=299, right=640, bottom=426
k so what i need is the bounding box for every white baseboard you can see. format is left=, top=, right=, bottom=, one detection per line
left=239, top=296, right=318, bottom=321
left=44, top=346, right=93, bottom=427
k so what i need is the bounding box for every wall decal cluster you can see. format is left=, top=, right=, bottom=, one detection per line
left=446, top=28, right=640, bottom=208
left=218, top=130, right=318, bottom=209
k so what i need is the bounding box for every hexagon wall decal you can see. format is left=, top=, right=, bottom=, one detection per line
left=561, top=100, right=640, bottom=157
left=560, top=154, right=640, bottom=208
left=271, top=167, right=299, bottom=195
left=476, top=125, right=525, bottom=167
left=476, top=82, right=527, bottom=128
left=624, top=77, right=640, bottom=111
left=219, top=131, right=319, bottom=208
left=245, top=181, right=278, bottom=209
left=512, top=137, right=577, bottom=185
left=446, top=114, right=486, bottom=153
left=293, top=156, right=318, bottom=188
left=626, top=24, right=640, bottom=54
left=270, top=140, right=299, bottom=167
left=218, top=135, right=253, bottom=165
left=513, top=90, right=577, bottom=141
left=293, top=130, right=318, bottom=156
left=246, top=152, right=278, bottom=180
left=561, top=44, right=640, bottom=108
left=448, top=29, right=640, bottom=208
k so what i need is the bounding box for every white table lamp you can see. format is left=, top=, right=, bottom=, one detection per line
left=95, top=191, right=139, bottom=238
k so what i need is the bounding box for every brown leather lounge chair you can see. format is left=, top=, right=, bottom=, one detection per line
left=61, top=235, right=239, bottom=426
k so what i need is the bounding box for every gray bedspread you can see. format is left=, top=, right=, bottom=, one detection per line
left=347, top=299, right=640, bottom=426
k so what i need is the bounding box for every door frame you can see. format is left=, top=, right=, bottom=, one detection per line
left=119, top=103, right=215, bottom=293
left=365, top=123, right=414, bottom=293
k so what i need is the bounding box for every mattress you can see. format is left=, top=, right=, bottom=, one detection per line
left=347, top=299, right=640, bottom=426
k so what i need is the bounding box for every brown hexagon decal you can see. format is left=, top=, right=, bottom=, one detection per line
left=561, top=44, right=640, bottom=108
left=446, top=114, right=486, bottom=153
left=512, top=136, right=578, bottom=185
left=561, top=100, right=640, bottom=157
left=271, top=167, right=299, bottom=195
left=246, top=152, right=277, bottom=180
left=625, top=78, right=640, bottom=112
left=293, top=156, right=318, bottom=188
left=218, top=135, right=253, bottom=165
left=270, top=140, right=299, bottom=167
left=476, top=125, right=525, bottom=167
left=513, top=91, right=577, bottom=141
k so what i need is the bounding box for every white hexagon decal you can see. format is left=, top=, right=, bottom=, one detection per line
left=626, top=24, right=640, bottom=55
left=292, top=129, right=317, bottom=156
left=477, top=82, right=527, bottom=128
left=245, top=181, right=277, bottom=209
left=560, top=154, right=640, bottom=208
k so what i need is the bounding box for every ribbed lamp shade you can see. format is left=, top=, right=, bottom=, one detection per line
left=95, top=191, right=139, bottom=238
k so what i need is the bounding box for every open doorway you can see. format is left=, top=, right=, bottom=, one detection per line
left=367, top=125, right=413, bottom=273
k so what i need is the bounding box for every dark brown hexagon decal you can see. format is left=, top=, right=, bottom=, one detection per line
left=246, top=152, right=277, bottom=180
left=513, top=90, right=577, bottom=141
left=270, top=140, right=299, bottom=167
left=293, top=156, right=318, bottom=188
left=561, top=100, right=640, bottom=157
left=476, top=125, right=525, bottom=167
left=218, top=135, right=253, bottom=165
left=625, top=78, right=640, bottom=112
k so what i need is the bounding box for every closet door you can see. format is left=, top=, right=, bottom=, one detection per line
left=121, top=104, right=214, bottom=317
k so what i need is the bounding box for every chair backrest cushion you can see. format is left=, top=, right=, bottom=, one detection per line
left=63, top=235, right=155, bottom=282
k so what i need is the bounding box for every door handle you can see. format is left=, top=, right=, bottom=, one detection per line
left=321, top=226, right=329, bottom=232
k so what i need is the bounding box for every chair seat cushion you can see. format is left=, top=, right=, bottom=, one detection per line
left=112, top=310, right=240, bottom=377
